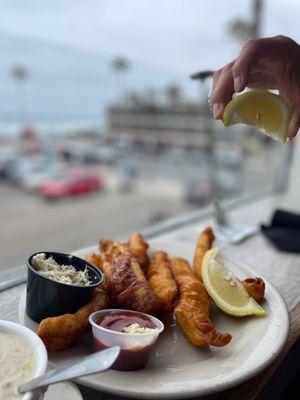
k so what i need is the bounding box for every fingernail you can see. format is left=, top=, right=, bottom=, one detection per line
left=234, top=76, right=242, bottom=92
left=213, top=103, right=222, bottom=118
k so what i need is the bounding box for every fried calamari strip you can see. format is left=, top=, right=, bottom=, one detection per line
left=84, top=253, right=103, bottom=271
left=194, top=227, right=265, bottom=302
left=102, top=240, right=131, bottom=261
left=37, top=284, right=110, bottom=352
left=99, top=234, right=149, bottom=274
left=241, top=277, right=265, bottom=302
left=99, top=239, right=115, bottom=253
left=102, top=248, right=160, bottom=314
left=170, top=257, right=231, bottom=347
left=128, top=232, right=149, bottom=271
left=147, top=251, right=178, bottom=312
left=193, top=227, right=215, bottom=280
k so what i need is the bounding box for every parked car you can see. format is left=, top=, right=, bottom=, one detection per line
left=185, top=180, right=213, bottom=205
left=3, top=155, right=51, bottom=186
left=41, top=172, right=104, bottom=200
left=81, top=147, right=116, bottom=165
left=61, top=144, right=116, bottom=165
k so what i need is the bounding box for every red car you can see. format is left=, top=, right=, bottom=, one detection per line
left=41, top=172, right=104, bottom=200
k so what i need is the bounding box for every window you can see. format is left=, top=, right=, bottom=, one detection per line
left=0, top=0, right=295, bottom=272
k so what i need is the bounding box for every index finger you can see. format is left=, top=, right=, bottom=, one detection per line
left=210, top=63, right=234, bottom=118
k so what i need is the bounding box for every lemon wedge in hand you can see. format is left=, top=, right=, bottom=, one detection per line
left=222, top=89, right=291, bottom=144
left=202, top=248, right=266, bottom=317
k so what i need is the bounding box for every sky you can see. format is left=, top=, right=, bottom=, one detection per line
left=0, top=0, right=300, bottom=128
left=2, top=0, right=300, bottom=71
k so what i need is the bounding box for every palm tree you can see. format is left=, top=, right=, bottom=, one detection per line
left=111, top=57, right=130, bottom=73
left=166, top=84, right=182, bottom=108
left=110, top=56, right=130, bottom=102
left=227, top=0, right=263, bottom=42
left=11, top=64, right=29, bottom=123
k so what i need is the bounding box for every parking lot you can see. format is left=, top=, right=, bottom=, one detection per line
left=0, top=182, right=196, bottom=270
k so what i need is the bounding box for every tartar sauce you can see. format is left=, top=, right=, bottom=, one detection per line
left=0, top=331, right=36, bottom=400
left=123, top=323, right=158, bottom=334
left=32, top=253, right=91, bottom=286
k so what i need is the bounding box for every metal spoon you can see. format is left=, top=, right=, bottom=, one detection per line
left=19, top=346, right=120, bottom=394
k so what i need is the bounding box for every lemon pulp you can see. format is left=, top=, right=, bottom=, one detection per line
left=222, top=90, right=291, bottom=144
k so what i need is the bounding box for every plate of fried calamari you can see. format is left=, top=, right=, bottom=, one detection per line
left=19, top=228, right=289, bottom=399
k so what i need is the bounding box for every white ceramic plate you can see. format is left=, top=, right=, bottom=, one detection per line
left=19, top=240, right=289, bottom=399
left=45, top=382, right=82, bottom=400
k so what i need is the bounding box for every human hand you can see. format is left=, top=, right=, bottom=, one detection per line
left=210, top=35, right=300, bottom=138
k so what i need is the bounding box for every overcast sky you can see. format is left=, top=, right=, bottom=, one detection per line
left=1, top=0, right=300, bottom=123
left=1, top=0, right=300, bottom=73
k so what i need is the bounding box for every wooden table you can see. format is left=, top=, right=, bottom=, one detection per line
left=1, top=195, right=299, bottom=399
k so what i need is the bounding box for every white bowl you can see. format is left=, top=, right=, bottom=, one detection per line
left=0, top=320, right=48, bottom=400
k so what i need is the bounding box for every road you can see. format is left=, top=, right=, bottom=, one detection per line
left=0, top=183, right=196, bottom=270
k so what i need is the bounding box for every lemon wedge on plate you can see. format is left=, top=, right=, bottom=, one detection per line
left=202, top=247, right=266, bottom=317
left=222, top=89, right=291, bottom=144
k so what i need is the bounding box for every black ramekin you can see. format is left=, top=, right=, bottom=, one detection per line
left=26, top=251, right=103, bottom=323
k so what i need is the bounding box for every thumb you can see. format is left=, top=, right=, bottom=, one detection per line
left=287, top=110, right=300, bottom=139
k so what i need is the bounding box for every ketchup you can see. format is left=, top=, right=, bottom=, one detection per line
left=96, top=311, right=156, bottom=332
left=94, top=339, right=153, bottom=371
left=94, top=311, right=157, bottom=371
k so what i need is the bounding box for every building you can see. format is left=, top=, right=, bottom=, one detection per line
left=106, top=104, right=216, bottom=150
